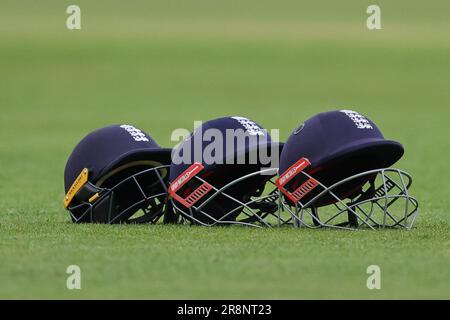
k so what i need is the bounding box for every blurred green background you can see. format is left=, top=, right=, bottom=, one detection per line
left=0, top=0, right=449, bottom=299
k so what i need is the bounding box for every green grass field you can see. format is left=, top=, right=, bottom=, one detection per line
left=1, top=0, right=449, bottom=299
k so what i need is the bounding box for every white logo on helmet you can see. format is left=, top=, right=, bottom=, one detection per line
left=340, top=110, right=373, bottom=130
left=231, top=116, right=265, bottom=136
left=120, top=125, right=149, bottom=142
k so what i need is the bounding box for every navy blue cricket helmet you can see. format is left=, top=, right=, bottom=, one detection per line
left=63, top=124, right=172, bottom=224
left=279, top=110, right=403, bottom=176
left=167, top=116, right=284, bottom=227
left=276, top=110, right=418, bottom=229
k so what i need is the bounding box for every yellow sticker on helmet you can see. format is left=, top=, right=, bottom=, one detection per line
left=63, top=168, right=89, bottom=209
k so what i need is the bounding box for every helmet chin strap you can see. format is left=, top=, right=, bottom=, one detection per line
left=239, top=189, right=278, bottom=224
left=75, top=181, right=105, bottom=204
left=341, top=176, right=377, bottom=228
left=310, top=207, right=322, bottom=227
left=127, top=198, right=165, bottom=224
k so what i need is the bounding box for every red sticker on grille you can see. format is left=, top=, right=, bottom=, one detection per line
left=169, top=163, right=213, bottom=208
left=276, top=157, right=318, bottom=203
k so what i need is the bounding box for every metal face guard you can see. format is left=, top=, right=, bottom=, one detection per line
left=168, top=165, right=292, bottom=227
left=66, top=165, right=170, bottom=224
left=278, top=167, right=419, bottom=230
